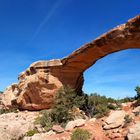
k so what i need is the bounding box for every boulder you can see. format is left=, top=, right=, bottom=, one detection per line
left=103, top=110, right=126, bottom=130
left=65, top=119, right=86, bottom=131
left=132, top=106, right=140, bottom=113
left=52, top=125, right=64, bottom=133
left=127, top=122, right=140, bottom=140
left=0, top=111, right=38, bottom=140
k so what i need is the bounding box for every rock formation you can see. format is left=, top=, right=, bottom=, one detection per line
left=103, top=110, right=126, bottom=130
left=2, top=14, right=140, bottom=110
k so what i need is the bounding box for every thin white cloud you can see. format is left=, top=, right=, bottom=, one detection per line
left=29, top=0, right=62, bottom=44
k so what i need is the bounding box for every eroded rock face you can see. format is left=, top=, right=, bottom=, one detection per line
left=16, top=60, right=63, bottom=110
left=2, top=14, right=140, bottom=110
left=1, top=84, right=19, bottom=107
left=127, top=122, right=140, bottom=140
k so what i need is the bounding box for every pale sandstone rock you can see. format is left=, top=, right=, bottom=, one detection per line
left=23, top=130, right=57, bottom=140
left=52, top=125, right=64, bottom=133
left=65, top=119, right=86, bottom=131
left=89, top=118, right=96, bottom=122
left=0, top=111, right=38, bottom=140
left=103, top=110, right=126, bottom=130
left=65, top=121, right=76, bottom=131
left=1, top=83, right=19, bottom=107
left=127, top=122, right=140, bottom=140
left=74, top=119, right=86, bottom=127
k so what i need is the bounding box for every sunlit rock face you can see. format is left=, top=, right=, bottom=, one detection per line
left=2, top=14, right=140, bottom=110
left=16, top=60, right=63, bottom=110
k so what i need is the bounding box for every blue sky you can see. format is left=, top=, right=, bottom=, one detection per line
left=0, top=0, right=140, bottom=98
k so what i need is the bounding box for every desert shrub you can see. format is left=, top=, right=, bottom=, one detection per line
left=123, top=115, right=132, bottom=128
left=135, top=86, right=140, bottom=106
left=0, top=108, right=18, bottom=115
left=54, top=86, right=85, bottom=109
left=135, top=86, right=140, bottom=97
left=71, top=128, right=91, bottom=140
left=86, top=93, right=110, bottom=118
left=35, top=110, right=53, bottom=131
left=107, top=103, right=117, bottom=110
left=35, top=86, right=85, bottom=129
left=94, top=104, right=109, bottom=118
left=26, top=129, right=38, bottom=137
left=124, top=115, right=132, bottom=123
left=50, top=86, right=85, bottom=124
left=118, top=97, right=134, bottom=103
left=134, top=111, right=140, bottom=116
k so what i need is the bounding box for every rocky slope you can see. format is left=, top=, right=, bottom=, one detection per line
left=0, top=102, right=139, bottom=140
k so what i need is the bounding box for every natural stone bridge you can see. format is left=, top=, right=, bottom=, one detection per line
left=2, top=14, right=140, bottom=110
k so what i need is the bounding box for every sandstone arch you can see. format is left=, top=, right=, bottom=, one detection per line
left=60, top=14, right=140, bottom=93
left=2, top=14, right=140, bottom=110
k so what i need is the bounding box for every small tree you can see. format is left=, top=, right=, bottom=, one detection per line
left=35, top=86, right=85, bottom=129
left=135, top=86, right=140, bottom=106
left=87, top=93, right=109, bottom=118
left=50, top=86, right=85, bottom=124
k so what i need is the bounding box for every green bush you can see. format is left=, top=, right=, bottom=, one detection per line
left=118, top=97, right=134, bottom=103
left=86, top=93, right=110, bottom=118
left=71, top=128, right=91, bottom=140
left=26, top=129, right=38, bottom=137
left=107, top=103, right=117, bottom=110
left=35, top=110, right=53, bottom=131
left=50, top=86, right=85, bottom=124
left=135, top=86, right=140, bottom=106
left=94, top=105, right=109, bottom=118
left=124, top=115, right=132, bottom=124
left=134, top=111, right=140, bottom=116
left=0, top=108, right=18, bottom=115
left=35, top=86, right=85, bottom=129
left=123, top=115, right=132, bottom=128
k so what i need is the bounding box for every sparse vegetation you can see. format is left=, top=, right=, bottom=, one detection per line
left=118, top=97, right=134, bottom=103
left=26, top=129, right=38, bottom=137
left=35, top=109, right=53, bottom=131
left=123, top=115, right=132, bottom=127
left=84, top=93, right=118, bottom=118
left=135, top=86, right=140, bottom=106
left=35, top=85, right=140, bottom=132
left=134, top=111, right=140, bottom=116
left=35, top=86, right=85, bottom=129
left=71, top=128, right=91, bottom=140
left=0, top=108, right=18, bottom=115
left=124, top=115, right=132, bottom=124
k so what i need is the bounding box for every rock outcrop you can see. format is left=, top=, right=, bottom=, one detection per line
left=65, top=119, right=86, bottom=131
left=0, top=111, right=38, bottom=140
left=103, top=110, right=126, bottom=130
left=2, top=14, right=140, bottom=110
left=127, top=122, right=140, bottom=140
left=1, top=84, right=19, bottom=107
